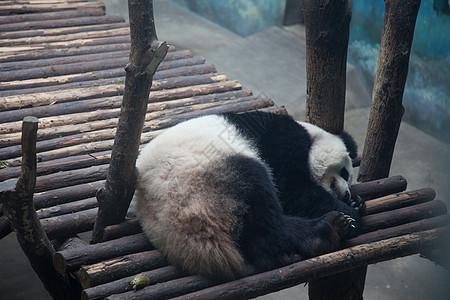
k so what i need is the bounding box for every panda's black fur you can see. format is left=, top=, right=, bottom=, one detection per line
left=131, top=111, right=364, bottom=280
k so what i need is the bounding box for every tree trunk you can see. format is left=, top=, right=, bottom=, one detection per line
left=91, top=0, right=168, bottom=243
left=302, top=0, right=351, bottom=134
left=0, top=117, right=81, bottom=299
left=358, top=0, right=421, bottom=182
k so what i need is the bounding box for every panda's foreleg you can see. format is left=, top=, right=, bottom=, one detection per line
left=228, top=155, right=354, bottom=272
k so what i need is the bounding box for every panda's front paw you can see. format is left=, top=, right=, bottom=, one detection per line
left=350, top=195, right=366, bottom=216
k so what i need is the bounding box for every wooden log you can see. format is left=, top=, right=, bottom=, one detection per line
left=350, top=175, right=407, bottom=200
left=0, top=8, right=105, bottom=25
left=0, top=74, right=229, bottom=143
left=345, top=215, right=450, bottom=248
left=0, top=22, right=129, bottom=41
left=0, top=35, right=131, bottom=55
left=0, top=49, right=128, bottom=73
left=34, top=165, right=109, bottom=193
left=0, top=42, right=130, bottom=63
left=54, top=233, right=153, bottom=274
left=365, top=187, right=436, bottom=215
left=302, top=0, right=351, bottom=134
left=0, top=116, right=81, bottom=299
left=0, top=15, right=125, bottom=33
left=33, top=180, right=104, bottom=209
left=0, top=151, right=111, bottom=181
left=41, top=207, right=98, bottom=240
left=0, top=48, right=188, bottom=82
left=358, top=0, right=422, bottom=182
left=79, top=250, right=168, bottom=288
left=37, top=197, right=98, bottom=219
left=1, top=98, right=259, bottom=165
left=0, top=78, right=239, bottom=112
left=81, top=266, right=184, bottom=300
left=0, top=82, right=243, bottom=125
left=163, top=227, right=449, bottom=300
left=0, top=72, right=226, bottom=99
left=0, top=2, right=105, bottom=16
left=360, top=200, right=447, bottom=234
left=2, top=56, right=129, bottom=82
left=102, top=219, right=141, bottom=241
left=91, top=0, right=169, bottom=243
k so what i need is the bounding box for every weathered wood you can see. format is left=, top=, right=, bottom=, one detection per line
left=54, top=233, right=153, bottom=274
left=37, top=197, right=98, bottom=219
left=0, top=2, right=105, bottom=16
left=164, top=227, right=449, bottom=300
left=0, top=22, right=129, bottom=41
left=358, top=0, right=422, bottom=182
left=79, top=250, right=168, bottom=288
left=0, top=8, right=105, bottom=25
left=0, top=23, right=130, bottom=48
left=2, top=71, right=223, bottom=98
left=0, top=76, right=237, bottom=125
left=350, top=175, right=407, bottom=200
left=0, top=116, right=81, bottom=299
left=0, top=42, right=130, bottom=63
left=0, top=15, right=125, bottom=33
left=302, top=0, right=351, bottom=134
left=0, top=74, right=229, bottom=143
left=345, top=215, right=450, bottom=248
left=1, top=35, right=131, bottom=55
left=1, top=98, right=263, bottom=166
left=81, top=266, right=184, bottom=300
left=41, top=207, right=98, bottom=240
left=0, top=48, right=186, bottom=82
left=33, top=180, right=104, bottom=209
left=361, top=200, right=447, bottom=234
left=102, top=219, right=141, bottom=241
left=92, top=0, right=169, bottom=243
left=365, top=187, right=436, bottom=214
left=0, top=79, right=240, bottom=114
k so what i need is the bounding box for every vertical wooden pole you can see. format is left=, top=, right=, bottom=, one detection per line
left=302, top=0, right=370, bottom=298
left=302, top=0, right=351, bottom=134
left=358, top=0, right=421, bottom=182
left=92, top=0, right=168, bottom=243
left=1, top=117, right=81, bottom=299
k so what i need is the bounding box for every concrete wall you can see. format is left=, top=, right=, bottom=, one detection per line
left=172, top=0, right=286, bottom=37
left=349, top=0, right=450, bottom=143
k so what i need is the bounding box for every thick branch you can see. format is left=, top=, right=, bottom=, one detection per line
left=92, top=0, right=168, bottom=243
left=358, top=0, right=422, bottom=182
left=0, top=117, right=80, bottom=299
left=302, top=0, right=351, bottom=134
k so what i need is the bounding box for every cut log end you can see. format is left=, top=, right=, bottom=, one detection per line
left=53, top=252, right=68, bottom=274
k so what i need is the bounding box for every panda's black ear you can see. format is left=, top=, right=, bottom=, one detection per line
left=340, top=131, right=358, bottom=159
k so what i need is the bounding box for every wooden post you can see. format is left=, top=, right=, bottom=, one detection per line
left=91, top=0, right=168, bottom=243
left=302, top=1, right=367, bottom=298
left=0, top=117, right=81, bottom=299
left=302, top=0, right=351, bottom=134
left=358, top=0, right=421, bottom=182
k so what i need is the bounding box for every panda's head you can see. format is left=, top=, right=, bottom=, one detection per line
left=299, top=122, right=357, bottom=203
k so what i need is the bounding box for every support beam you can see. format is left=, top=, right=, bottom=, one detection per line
left=91, top=0, right=168, bottom=243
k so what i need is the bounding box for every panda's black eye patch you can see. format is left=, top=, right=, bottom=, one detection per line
left=340, top=168, right=349, bottom=181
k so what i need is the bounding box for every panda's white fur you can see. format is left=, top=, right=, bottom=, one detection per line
left=131, top=112, right=360, bottom=279
left=299, top=121, right=353, bottom=201
left=133, top=115, right=262, bottom=277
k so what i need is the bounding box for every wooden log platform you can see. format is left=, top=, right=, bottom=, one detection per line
left=0, top=1, right=448, bottom=300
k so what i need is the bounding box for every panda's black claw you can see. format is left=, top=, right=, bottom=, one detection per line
left=350, top=195, right=367, bottom=216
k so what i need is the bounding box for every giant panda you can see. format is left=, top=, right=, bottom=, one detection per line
left=131, top=111, right=364, bottom=280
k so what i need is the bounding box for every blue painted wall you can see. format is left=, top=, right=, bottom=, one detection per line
left=349, top=0, right=450, bottom=142
left=173, top=0, right=285, bottom=37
